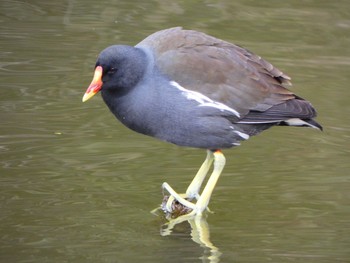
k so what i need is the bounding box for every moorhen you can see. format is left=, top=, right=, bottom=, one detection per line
left=82, top=27, right=322, bottom=217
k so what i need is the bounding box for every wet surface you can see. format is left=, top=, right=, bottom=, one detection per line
left=1, top=0, right=350, bottom=262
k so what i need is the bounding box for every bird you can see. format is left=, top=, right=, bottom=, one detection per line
left=82, top=27, right=322, bottom=217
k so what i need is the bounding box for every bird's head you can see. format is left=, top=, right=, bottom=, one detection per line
left=82, top=45, right=146, bottom=102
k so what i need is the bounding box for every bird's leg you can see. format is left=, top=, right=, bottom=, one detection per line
left=185, top=150, right=215, bottom=199
left=163, top=150, right=214, bottom=212
left=163, top=150, right=224, bottom=216
left=192, top=150, right=226, bottom=215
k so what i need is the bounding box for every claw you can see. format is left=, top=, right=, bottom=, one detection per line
left=165, top=195, right=175, bottom=212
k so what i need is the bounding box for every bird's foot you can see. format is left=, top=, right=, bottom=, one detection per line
left=161, top=195, right=193, bottom=219
left=159, top=182, right=212, bottom=219
left=161, top=182, right=195, bottom=216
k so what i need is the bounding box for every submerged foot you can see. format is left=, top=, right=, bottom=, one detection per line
left=161, top=195, right=193, bottom=219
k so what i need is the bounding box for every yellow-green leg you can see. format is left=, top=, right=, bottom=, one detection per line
left=164, top=150, right=214, bottom=212
left=193, top=150, right=225, bottom=215
left=162, top=150, right=226, bottom=216
left=185, top=150, right=215, bottom=199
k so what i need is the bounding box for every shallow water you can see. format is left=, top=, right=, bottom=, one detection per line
left=1, top=0, right=350, bottom=262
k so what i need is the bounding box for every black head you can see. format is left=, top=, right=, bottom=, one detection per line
left=82, top=45, right=147, bottom=103
left=96, top=45, right=147, bottom=94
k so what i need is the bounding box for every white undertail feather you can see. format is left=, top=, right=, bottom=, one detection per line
left=238, top=118, right=320, bottom=130
left=284, top=118, right=320, bottom=129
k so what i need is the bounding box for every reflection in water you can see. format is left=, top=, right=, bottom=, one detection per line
left=155, top=210, right=222, bottom=263
left=2, top=0, right=350, bottom=262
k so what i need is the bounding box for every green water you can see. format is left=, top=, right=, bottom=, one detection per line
left=1, top=0, right=349, bottom=262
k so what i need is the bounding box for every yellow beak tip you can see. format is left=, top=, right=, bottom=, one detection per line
left=82, top=92, right=95, bottom=102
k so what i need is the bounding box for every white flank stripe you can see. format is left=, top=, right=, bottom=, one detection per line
left=233, top=130, right=250, bottom=140
left=170, top=81, right=240, bottom=117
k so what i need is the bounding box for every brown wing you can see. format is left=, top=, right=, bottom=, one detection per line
left=136, top=27, right=295, bottom=119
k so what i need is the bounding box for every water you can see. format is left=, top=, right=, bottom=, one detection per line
left=1, top=0, right=350, bottom=262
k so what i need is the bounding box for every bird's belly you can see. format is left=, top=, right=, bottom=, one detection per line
left=108, top=84, right=249, bottom=149
left=152, top=114, right=248, bottom=149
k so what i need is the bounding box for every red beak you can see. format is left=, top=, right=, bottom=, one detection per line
left=82, top=66, right=103, bottom=102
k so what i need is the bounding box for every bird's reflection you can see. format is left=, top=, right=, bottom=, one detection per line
left=153, top=207, right=221, bottom=263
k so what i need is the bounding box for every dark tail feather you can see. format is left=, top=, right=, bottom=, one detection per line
left=304, top=119, right=323, bottom=131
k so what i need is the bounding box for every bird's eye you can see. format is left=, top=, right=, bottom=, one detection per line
left=108, top=68, right=117, bottom=74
